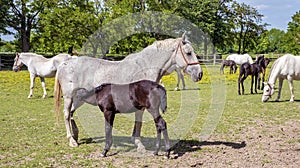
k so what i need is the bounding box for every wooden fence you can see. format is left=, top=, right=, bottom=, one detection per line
left=0, top=52, right=284, bottom=71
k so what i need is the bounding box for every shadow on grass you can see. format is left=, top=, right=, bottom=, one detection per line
left=79, top=136, right=246, bottom=158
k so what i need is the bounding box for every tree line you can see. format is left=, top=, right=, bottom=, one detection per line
left=0, top=0, right=299, bottom=56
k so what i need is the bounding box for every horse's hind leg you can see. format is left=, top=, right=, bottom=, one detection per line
left=64, top=97, right=78, bottom=147
left=132, top=110, right=145, bottom=152
left=28, top=73, right=36, bottom=98
left=101, top=110, right=115, bottom=157
left=40, top=77, right=47, bottom=98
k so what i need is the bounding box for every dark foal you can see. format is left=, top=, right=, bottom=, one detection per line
left=95, top=80, right=170, bottom=158
left=238, top=56, right=266, bottom=95
left=220, top=60, right=237, bottom=74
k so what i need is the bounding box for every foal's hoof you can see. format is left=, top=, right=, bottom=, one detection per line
left=42, top=95, right=47, bottom=99
left=101, top=150, right=108, bottom=157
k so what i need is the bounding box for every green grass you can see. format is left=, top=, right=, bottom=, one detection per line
left=0, top=65, right=299, bottom=167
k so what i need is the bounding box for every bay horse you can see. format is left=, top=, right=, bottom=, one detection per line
left=238, top=56, right=266, bottom=95
left=220, top=60, right=237, bottom=74
left=262, top=54, right=300, bottom=102
left=54, top=33, right=203, bottom=149
left=225, top=53, right=254, bottom=65
left=95, top=80, right=170, bottom=158
left=12, top=52, right=72, bottom=98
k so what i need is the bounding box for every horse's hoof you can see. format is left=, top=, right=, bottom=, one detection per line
left=27, top=95, right=32, bottom=99
left=137, top=145, right=146, bottom=153
left=42, top=95, right=47, bottom=99
left=69, top=139, right=78, bottom=147
left=101, top=150, right=108, bottom=157
left=153, top=151, right=158, bottom=156
left=174, top=87, right=180, bottom=91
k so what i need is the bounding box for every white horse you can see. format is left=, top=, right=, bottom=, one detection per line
left=226, top=54, right=254, bottom=65
left=162, top=65, right=186, bottom=91
left=262, top=54, right=300, bottom=102
left=54, top=33, right=203, bottom=148
left=13, top=52, right=72, bottom=98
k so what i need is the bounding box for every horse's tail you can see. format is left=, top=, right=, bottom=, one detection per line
left=54, top=73, right=62, bottom=124
left=158, top=86, right=167, bottom=113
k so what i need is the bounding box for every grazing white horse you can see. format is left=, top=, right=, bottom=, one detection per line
left=13, top=52, right=72, bottom=98
left=226, top=54, right=254, bottom=65
left=54, top=33, right=203, bottom=148
left=262, top=54, right=300, bottom=102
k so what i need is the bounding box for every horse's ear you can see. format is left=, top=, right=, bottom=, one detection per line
left=181, top=32, right=187, bottom=42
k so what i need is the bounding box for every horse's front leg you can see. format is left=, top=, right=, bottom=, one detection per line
left=132, top=110, right=145, bottom=152
left=254, top=75, right=258, bottom=94
left=152, top=114, right=170, bottom=159
left=40, top=77, right=47, bottom=98
left=28, top=74, right=36, bottom=98
left=101, top=111, right=115, bottom=157
left=176, top=69, right=185, bottom=90
left=287, top=76, right=294, bottom=102
left=276, top=78, right=284, bottom=102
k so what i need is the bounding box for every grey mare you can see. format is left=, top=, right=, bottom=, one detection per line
left=54, top=33, right=203, bottom=149
left=12, top=52, right=72, bottom=98
left=262, top=54, right=300, bottom=102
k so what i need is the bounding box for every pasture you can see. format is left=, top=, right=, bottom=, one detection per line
left=0, top=65, right=299, bottom=167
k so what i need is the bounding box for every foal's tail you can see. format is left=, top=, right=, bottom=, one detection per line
left=159, top=86, right=167, bottom=113
left=54, top=73, right=62, bottom=124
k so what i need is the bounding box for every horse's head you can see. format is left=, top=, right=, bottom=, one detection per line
left=13, top=53, right=23, bottom=72
left=173, top=33, right=203, bottom=82
left=262, top=82, right=275, bottom=102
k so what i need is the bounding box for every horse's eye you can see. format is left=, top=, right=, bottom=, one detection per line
left=187, top=52, right=192, bottom=56
left=266, top=89, right=269, bottom=92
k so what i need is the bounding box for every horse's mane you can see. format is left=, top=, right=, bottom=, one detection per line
left=122, top=37, right=181, bottom=61
left=20, top=53, right=48, bottom=61
left=267, top=56, right=281, bottom=81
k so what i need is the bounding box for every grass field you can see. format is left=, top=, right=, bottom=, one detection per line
left=0, top=65, right=299, bottom=167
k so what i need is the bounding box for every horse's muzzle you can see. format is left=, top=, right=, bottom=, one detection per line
left=198, top=71, right=203, bottom=81
left=13, top=67, right=20, bottom=72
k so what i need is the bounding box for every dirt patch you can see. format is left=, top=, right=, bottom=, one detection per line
left=87, top=119, right=300, bottom=167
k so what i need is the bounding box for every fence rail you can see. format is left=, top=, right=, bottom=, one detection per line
left=0, top=53, right=285, bottom=71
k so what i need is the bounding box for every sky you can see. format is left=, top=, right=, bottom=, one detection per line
left=236, top=0, right=300, bottom=31
left=1, top=1, right=300, bottom=41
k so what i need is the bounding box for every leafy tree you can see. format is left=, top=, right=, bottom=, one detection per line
left=0, top=0, right=45, bottom=52
left=230, top=1, right=267, bottom=54
left=282, top=10, right=300, bottom=55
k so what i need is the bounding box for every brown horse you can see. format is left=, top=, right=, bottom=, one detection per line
left=238, top=56, right=266, bottom=95
left=95, top=80, right=170, bottom=158
left=220, top=60, right=237, bottom=74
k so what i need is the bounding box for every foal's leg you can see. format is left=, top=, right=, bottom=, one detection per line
left=150, top=110, right=170, bottom=159
left=287, top=76, right=295, bottom=102
left=132, top=110, right=146, bottom=152
left=101, top=110, right=115, bottom=157
left=276, top=78, right=284, bottom=102
left=40, top=77, right=47, bottom=98
left=28, top=73, right=36, bottom=98
left=63, top=97, right=78, bottom=147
